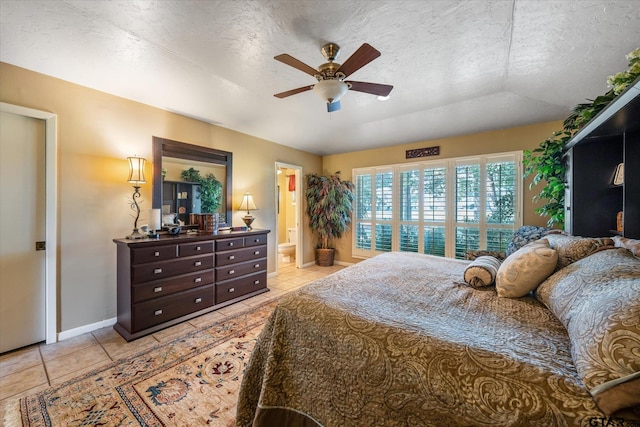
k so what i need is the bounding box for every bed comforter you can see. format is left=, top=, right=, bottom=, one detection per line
left=236, top=252, right=633, bottom=426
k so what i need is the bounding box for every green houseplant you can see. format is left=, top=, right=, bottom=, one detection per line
left=305, top=171, right=355, bottom=266
left=523, top=48, right=640, bottom=228
left=181, top=167, right=222, bottom=213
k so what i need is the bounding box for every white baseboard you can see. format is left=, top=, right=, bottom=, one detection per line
left=56, top=317, right=117, bottom=342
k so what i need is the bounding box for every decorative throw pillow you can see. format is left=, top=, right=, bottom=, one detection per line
left=464, top=250, right=506, bottom=261
left=612, top=235, right=640, bottom=257
left=535, top=248, right=640, bottom=416
left=505, top=225, right=555, bottom=257
left=496, top=239, right=558, bottom=298
left=543, top=234, right=614, bottom=271
left=463, top=256, right=501, bottom=287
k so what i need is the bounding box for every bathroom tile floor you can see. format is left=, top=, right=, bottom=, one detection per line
left=0, top=259, right=344, bottom=407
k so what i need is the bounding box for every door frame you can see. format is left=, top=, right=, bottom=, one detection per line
left=274, top=162, right=303, bottom=272
left=1, top=102, right=58, bottom=345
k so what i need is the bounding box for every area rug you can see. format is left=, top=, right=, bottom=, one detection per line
left=6, top=299, right=279, bottom=427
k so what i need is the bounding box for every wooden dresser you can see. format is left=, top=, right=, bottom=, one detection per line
left=113, top=229, right=269, bottom=341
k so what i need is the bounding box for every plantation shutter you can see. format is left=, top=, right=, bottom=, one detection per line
left=352, top=151, right=521, bottom=260
left=423, top=165, right=447, bottom=256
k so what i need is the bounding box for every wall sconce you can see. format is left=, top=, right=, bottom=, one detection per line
left=126, top=156, right=146, bottom=239
left=239, top=193, right=258, bottom=230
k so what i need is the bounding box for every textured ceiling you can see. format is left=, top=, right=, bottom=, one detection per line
left=1, top=1, right=639, bottom=155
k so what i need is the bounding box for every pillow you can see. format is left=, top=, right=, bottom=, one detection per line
left=612, top=235, right=640, bottom=257
left=506, top=225, right=555, bottom=257
left=543, top=234, right=614, bottom=271
left=463, top=256, right=501, bottom=287
left=535, top=248, right=640, bottom=416
left=495, top=239, right=558, bottom=298
left=464, top=250, right=506, bottom=261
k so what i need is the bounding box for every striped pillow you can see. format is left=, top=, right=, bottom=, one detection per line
left=463, top=256, right=501, bottom=288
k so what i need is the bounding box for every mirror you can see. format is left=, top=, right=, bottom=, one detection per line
left=152, top=136, right=232, bottom=227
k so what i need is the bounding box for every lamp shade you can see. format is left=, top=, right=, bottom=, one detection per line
left=239, top=193, right=257, bottom=213
left=313, top=80, right=348, bottom=104
left=127, top=156, right=146, bottom=184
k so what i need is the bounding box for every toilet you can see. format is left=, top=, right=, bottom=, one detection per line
left=278, top=228, right=297, bottom=263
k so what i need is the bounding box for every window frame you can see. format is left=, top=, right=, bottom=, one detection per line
left=352, top=151, right=523, bottom=259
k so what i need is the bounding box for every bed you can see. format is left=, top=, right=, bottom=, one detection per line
left=236, top=236, right=640, bottom=426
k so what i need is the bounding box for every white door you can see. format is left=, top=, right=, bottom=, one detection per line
left=0, top=111, right=46, bottom=353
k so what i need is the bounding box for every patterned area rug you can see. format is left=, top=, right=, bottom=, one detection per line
left=7, top=299, right=278, bottom=426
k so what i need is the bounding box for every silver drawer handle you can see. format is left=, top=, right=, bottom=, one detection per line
left=195, top=261, right=202, bottom=266
left=254, top=280, right=260, bottom=285
left=229, top=242, right=234, bottom=247
left=154, top=251, right=160, bottom=257
left=228, top=287, right=235, bottom=293
left=154, top=268, right=163, bottom=274
left=154, top=286, right=162, bottom=293
left=229, top=270, right=235, bottom=275
left=195, top=297, right=202, bottom=303
left=254, top=239, right=260, bottom=243
left=196, top=246, right=201, bottom=251
left=229, top=255, right=235, bottom=260
left=154, top=309, right=163, bottom=316
left=194, top=277, right=202, bottom=283
left=254, top=251, right=260, bottom=255
left=254, top=264, right=260, bottom=268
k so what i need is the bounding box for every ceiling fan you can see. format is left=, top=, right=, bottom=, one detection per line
left=273, top=42, right=393, bottom=112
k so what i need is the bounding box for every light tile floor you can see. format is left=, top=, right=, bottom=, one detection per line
left=0, top=260, right=344, bottom=407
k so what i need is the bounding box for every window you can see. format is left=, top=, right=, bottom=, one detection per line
left=353, top=152, right=522, bottom=259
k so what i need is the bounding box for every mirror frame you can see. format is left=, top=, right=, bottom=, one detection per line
left=152, top=136, right=233, bottom=227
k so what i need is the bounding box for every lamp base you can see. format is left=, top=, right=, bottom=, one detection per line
left=126, top=228, right=146, bottom=240
left=242, top=215, right=255, bottom=230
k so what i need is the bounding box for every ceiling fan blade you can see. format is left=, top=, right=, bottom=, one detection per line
left=346, top=81, right=393, bottom=97
left=274, top=54, right=318, bottom=77
left=336, top=43, right=381, bottom=77
left=274, top=85, right=313, bottom=98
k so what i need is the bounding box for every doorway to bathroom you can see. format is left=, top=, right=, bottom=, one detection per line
left=275, top=162, right=302, bottom=272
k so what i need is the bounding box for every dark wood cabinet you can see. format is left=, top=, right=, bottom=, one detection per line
left=113, top=229, right=269, bottom=341
left=565, top=79, right=640, bottom=239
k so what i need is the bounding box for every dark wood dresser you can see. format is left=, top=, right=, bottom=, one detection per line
left=113, top=229, right=269, bottom=341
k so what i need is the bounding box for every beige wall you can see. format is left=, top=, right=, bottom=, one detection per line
left=322, top=121, right=563, bottom=264
left=0, top=61, right=561, bottom=336
left=0, top=62, right=322, bottom=333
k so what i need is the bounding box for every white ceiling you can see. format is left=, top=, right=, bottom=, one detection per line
left=1, top=1, right=639, bottom=155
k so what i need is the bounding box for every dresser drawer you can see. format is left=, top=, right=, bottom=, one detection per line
left=132, top=270, right=214, bottom=303
left=215, top=245, right=267, bottom=266
left=215, top=237, right=244, bottom=251
left=215, top=258, right=266, bottom=282
left=216, top=272, right=267, bottom=304
left=244, top=233, right=267, bottom=247
left=178, top=241, right=214, bottom=257
left=133, top=285, right=214, bottom=332
left=131, top=254, right=214, bottom=284
left=131, top=245, right=177, bottom=264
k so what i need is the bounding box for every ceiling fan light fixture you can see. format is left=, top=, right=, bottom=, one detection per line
left=313, top=79, right=348, bottom=104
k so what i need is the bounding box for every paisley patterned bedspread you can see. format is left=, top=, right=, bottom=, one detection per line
left=236, top=252, right=622, bottom=427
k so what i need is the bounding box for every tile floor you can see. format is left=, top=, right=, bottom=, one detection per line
left=0, top=260, right=344, bottom=407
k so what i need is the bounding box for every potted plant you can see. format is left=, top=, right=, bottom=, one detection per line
left=523, top=48, right=639, bottom=228
left=304, top=171, right=355, bottom=266
left=181, top=167, right=222, bottom=213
